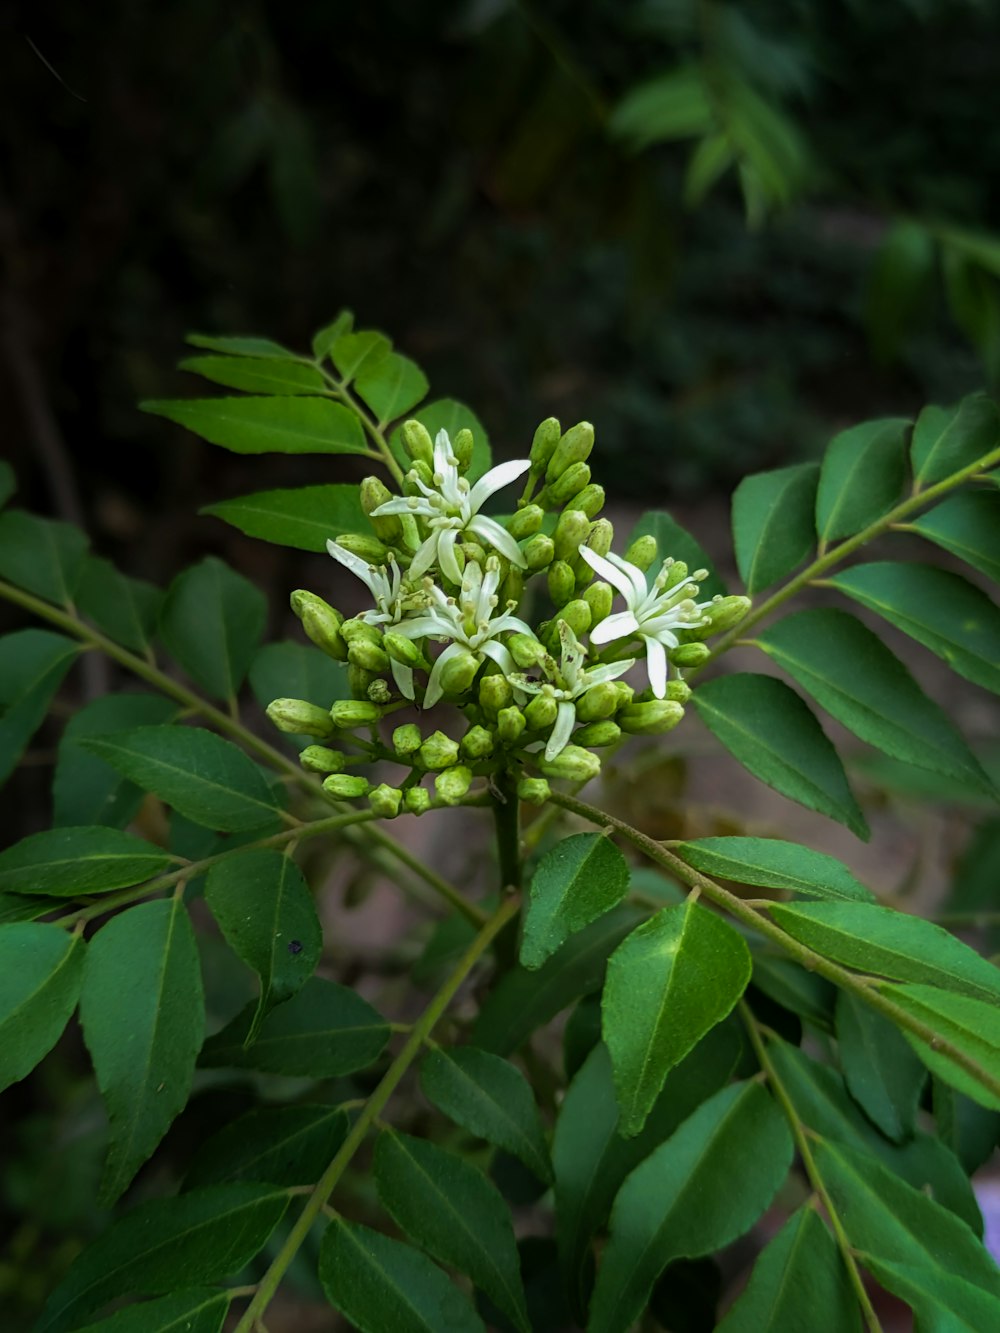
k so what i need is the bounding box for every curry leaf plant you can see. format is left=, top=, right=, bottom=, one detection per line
left=2, top=312, right=1000, bottom=1332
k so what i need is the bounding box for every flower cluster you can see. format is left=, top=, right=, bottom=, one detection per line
left=267, top=417, right=750, bottom=813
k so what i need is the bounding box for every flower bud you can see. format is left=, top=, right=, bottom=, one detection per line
left=506, top=504, right=544, bottom=540
left=553, top=509, right=591, bottom=563
left=334, top=532, right=389, bottom=565
left=546, top=421, right=594, bottom=482
left=340, top=618, right=382, bottom=646
left=612, top=680, right=635, bottom=708
left=665, top=679, right=692, bottom=704
left=659, top=559, right=690, bottom=592
left=267, top=698, right=335, bottom=738
left=330, top=699, right=381, bottom=728
left=555, top=599, right=592, bottom=639
left=508, top=633, right=548, bottom=669
left=404, top=785, right=432, bottom=815
left=460, top=725, right=495, bottom=761
left=398, top=512, right=422, bottom=554
left=438, top=649, right=480, bottom=698
left=548, top=560, right=576, bottom=607
left=669, top=642, right=710, bottom=668
left=624, top=534, right=658, bottom=572
left=574, top=483, right=606, bottom=519
left=383, top=632, right=429, bottom=670
left=619, top=700, right=685, bottom=735
left=524, top=533, right=555, bottom=571
left=348, top=665, right=377, bottom=698
left=435, top=765, right=473, bottom=806
left=348, top=638, right=390, bottom=674
left=368, top=678, right=392, bottom=705
left=452, top=428, right=475, bottom=473
left=547, top=461, right=591, bottom=507
left=573, top=720, right=621, bottom=747
left=705, top=595, right=752, bottom=633
left=524, top=691, right=558, bottom=731
left=496, top=706, right=527, bottom=744
left=585, top=518, right=614, bottom=560
left=500, top=567, right=524, bottom=607
left=369, top=783, right=403, bottom=818
left=517, top=777, right=551, bottom=805
left=405, top=460, right=435, bottom=494
left=290, top=590, right=347, bottom=661
left=299, top=745, right=347, bottom=773
left=419, top=730, right=460, bottom=770
left=323, top=773, right=371, bottom=799
left=479, top=672, right=513, bottom=718
left=577, top=682, right=620, bottom=723
left=393, top=723, right=423, bottom=758
left=361, top=476, right=401, bottom=542
left=401, top=419, right=434, bottom=467
left=583, top=580, right=613, bottom=625
left=539, top=745, right=601, bottom=782
left=529, top=417, right=561, bottom=472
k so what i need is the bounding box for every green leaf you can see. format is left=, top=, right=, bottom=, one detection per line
left=860, top=1257, right=1000, bottom=1332
left=0, top=923, right=85, bottom=1092
left=71, top=1289, right=231, bottom=1333
left=730, top=462, right=819, bottom=594
left=159, top=557, right=266, bottom=701
left=588, top=1081, right=793, bottom=1333
left=141, top=396, right=367, bottom=456
left=836, top=991, right=926, bottom=1142
left=609, top=66, right=712, bottom=149
left=204, top=849, right=322, bottom=1041
left=200, top=976, right=389, bottom=1076
left=0, top=892, right=58, bottom=923
left=473, top=905, right=644, bottom=1055
left=419, top=1046, right=552, bottom=1184
left=184, top=1103, right=348, bottom=1189
left=865, top=219, right=936, bottom=364
left=677, top=836, right=874, bottom=903
left=909, top=489, right=1000, bottom=583
left=356, top=352, right=429, bottom=425
left=751, top=953, right=837, bottom=1029
left=757, top=608, right=994, bottom=794
left=693, top=673, right=868, bottom=837
left=910, top=393, right=1000, bottom=487
left=76, top=557, right=162, bottom=654
left=882, top=982, right=1000, bottom=1110
left=683, top=132, right=736, bottom=207
left=202, top=482, right=367, bottom=552
left=80, top=899, right=204, bottom=1202
left=0, top=460, right=15, bottom=509
left=319, top=1216, right=485, bottom=1333
left=603, top=901, right=751, bottom=1135
left=0, top=826, right=173, bottom=898
left=716, top=1206, right=860, bottom=1332
left=248, top=640, right=349, bottom=749
left=0, top=630, right=79, bottom=786
left=81, top=725, right=280, bottom=832
left=769, top=900, right=1000, bottom=1002
left=375, top=1130, right=530, bottom=1332
left=628, top=511, right=726, bottom=597
left=311, top=311, right=353, bottom=361
left=179, top=354, right=327, bottom=394
left=186, top=333, right=299, bottom=358
left=815, top=418, right=910, bottom=545
left=38, top=1183, right=288, bottom=1333
left=330, top=330, right=392, bottom=380
left=521, top=833, right=629, bottom=970
left=0, top=510, right=89, bottom=606
left=389, top=399, right=492, bottom=483
left=53, top=693, right=177, bottom=828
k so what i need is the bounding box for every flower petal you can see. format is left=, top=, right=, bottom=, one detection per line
left=407, top=533, right=440, bottom=582
left=584, top=658, right=636, bottom=687
left=438, top=529, right=463, bottom=586
left=645, top=635, right=669, bottom=699
left=590, top=610, right=640, bottom=645
left=468, top=515, right=526, bottom=568
left=467, top=458, right=532, bottom=513
left=545, top=701, right=577, bottom=762
left=577, top=546, right=638, bottom=602
left=389, top=659, right=415, bottom=700
left=604, top=549, right=649, bottom=602
left=479, top=639, right=514, bottom=676
left=371, top=496, right=433, bottom=517
left=423, top=641, right=463, bottom=709
left=326, top=540, right=376, bottom=588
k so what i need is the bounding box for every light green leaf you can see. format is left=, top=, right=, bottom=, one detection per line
left=521, top=833, right=629, bottom=970
left=693, top=673, right=868, bottom=837
left=909, top=489, right=1000, bottom=583
left=910, top=394, right=1000, bottom=487
left=375, top=1130, right=529, bottom=1332
left=159, top=556, right=266, bottom=701
left=609, top=66, right=712, bottom=149
left=716, top=1206, right=860, bottom=1332
left=184, top=1103, right=348, bottom=1189
left=356, top=352, right=429, bottom=425
left=330, top=330, right=392, bottom=380
left=860, top=1257, right=1000, bottom=1332
left=0, top=826, right=173, bottom=898
left=71, top=1289, right=231, bottom=1333
left=757, top=608, right=994, bottom=794
left=419, top=1046, right=552, bottom=1184
left=204, top=849, right=322, bottom=1041
left=883, top=982, right=1000, bottom=1110
left=81, top=725, right=280, bottom=832
left=0, top=630, right=79, bottom=786
left=0, top=923, right=86, bottom=1092
left=816, top=418, right=910, bottom=545
left=836, top=991, right=926, bottom=1142
left=588, top=1081, right=793, bottom=1333
left=628, top=510, right=726, bottom=597
left=38, top=1183, right=288, bottom=1333
left=248, top=640, right=349, bottom=749
left=390, top=399, right=493, bottom=483
left=730, top=462, right=819, bottom=594
left=141, top=395, right=367, bottom=456
left=0, top=510, right=88, bottom=606
left=0, top=460, right=15, bottom=509
left=80, top=899, right=204, bottom=1203
left=311, top=311, right=353, bottom=361
left=683, top=131, right=736, bottom=208
left=677, top=836, right=874, bottom=903
left=76, top=557, right=161, bottom=654
left=202, top=483, right=366, bottom=552
left=602, top=901, right=751, bottom=1135
left=179, top=354, right=327, bottom=394
left=320, top=1216, right=485, bottom=1333
left=200, top=976, right=389, bottom=1076
left=186, top=333, right=299, bottom=358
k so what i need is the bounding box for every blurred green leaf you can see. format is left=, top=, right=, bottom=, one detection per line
left=184, top=1104, right=348, bottom=1189
left=77, top=556, right=162, bottom=654
left=609, top=66, right=712, bottom=150
left=866, top=219, right=936, bottom=363
left=629, top=510, right=726, bottom=597
left=186, top=334, right=298, bottom=358
left=862, top=1258, right=1000, bottom=1333
left=0, top=510, right=89, bottom=606
left=0, top=460, right=15, bottom=509
left=159, top=556, right=266, bottom=701
left=0, top=630, right=79, bottom=786
left=248, top=640, right=349, bottom=750
left=202, top=482, right=366, bottom=552
left=72, top=1288, right=231, bottom=1333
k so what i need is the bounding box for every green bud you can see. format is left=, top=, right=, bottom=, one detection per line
left=546, top=421, right=594, bottom=482
left=496, top=706, right=527, bottom=744
left=659, top=559, right=690, bottom=592
left=619, top=700, right=685, bottom=735
left=334, top=532, right=388, bottom=565
left=706, top=595, right=752, bottom=633
left=404, top=786, right=432, bottom=815
left=665, top=679, right=692, bottom=704
left=555, top=599, right=592, bottom=639
left=452, top=428, right=474, bottom=472
left=340, top=618, right=382, bottom=646
left=369, top=783, right=403, bottom=818
left=583, top=580, right=613, bottom=625
left=508, top=633, right=548, bottom=669
left=548, top=560, right=576, bottom=607
left=517, top=777, right=551, bottom=805
left=573, top=720, right=621, bottom=747
left=547, top=461, right=591, bottom=506
left=460, top=725, right=495, bottom=761
left=419, top=730, right=460, bottom=770
left=460, top=540, right=487, bottom=569
left=348, top=664, right=377, bottom=698
left=360, top=476, right=400, bottom=542
left=398, top=512, right=422, bottom=554
left=322, top=773, right=371, bottom=799
left=435, top=765, right=473, bottom=806
left=506, top=504, right=544, bottom=540
left=524, top=533, right=555, bottom=571
left=290, top=590, right=347, bottom=661
left=539, top=745, right=601, bottom=782
left=524, top=691, right=558, bottom=731
left=624, top=534, right=658, bottom=572
left=330, top=699, right=381, bottom=728
left=299, top=745, right=347, bottom=773
left=553, top=509, right=591, bottom=563
left=405, top=460, right=434, bottom=493
left=348, top=638, right=390, bottom=674
left=586, top=518, right=614, bottom=560
left=612, top=680, right=635, bottom=708
left=401, top=419, right=434, bottom=467
left=574, top=483, right=606, bottom=519
left=438, top=649, right=480, bottom=699
left=368, top=677, right=392, bottom=706
left=669, top=642, right=710, bottom=668
left=393, top=722, right=422, bottom=757
left=529, top=417, right=561, bottom=472
left=479, top=672, right=513, bottom=718
left=383, top=631, right=429, bottom=670
left=266, top=697, right=335, bottom=738
left=576, top=682, right=620, bottom=723
left=500, top=566, right=524, bottom=607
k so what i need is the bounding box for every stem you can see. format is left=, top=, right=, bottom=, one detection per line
left=233, top=895, right=521, bottom=1333
left=314, top=364, right=405, bottom=487
left=492, top=769, right=523, bottom=891
left=741, top=1003, right=883, bottom=1333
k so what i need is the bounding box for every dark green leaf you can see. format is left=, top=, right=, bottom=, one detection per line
left=77, top=557, right=162, bottom=654
left=751, top=954, right=836, bottom=1029
left=0, top=892, right=58, bottom=923
left=730, top=462, right=819, bottom=594
left=141, top=396, right=367, bottom=456
left=204, top=849, right=322, bottom=1041
left=677, top=836, right=873, bottom=903
left=0, top=510, right=88, bottom=605
left=861, top=1257, right=1000, bottom=1332
left=390, top=399, right=493, bottom=483
left=71, top=1289, right=231, bottom=1333
left=356, top=352, right=429, bottom=424
left=186, top=333, right=299, bottom=358
left=159, top=556, right=266, bottom=701
left=603, top=901, right=751, bottom=1135
left=836, top=991, right=926, bottom=1142
left=882, top=982, right=1000, bottom=1110
left=248, top=640, right=349, bottom=749
left=910, top=394, right=1000, bottom=487
left=0, top=630, right=79, bottom=786
left=38, top=1183, right=288, bottom=1333
left=179, top=354, right=326, bottom=394
left=693, top=673, right=868, bottom=837
left=80, top=899, right=204, bottom=1202
left=815, top=418, right=910, bottom=545
left=757, top=608, right=995, bottom=795
left=521, top=833, right=629, bottom=970
left=375, top=1130, right=529, bottom=1332
left=81, top=726, right=280, bottom=832
left=609, top=66, right=712, bottom=149
left=202, top=483, right=366, bottom=552
left=0, top=460, right=15, bottom=509
left=934, top=1078, right=1000, bottom=1175
left=865, top=219, right=936, bottom=364
left=330, top=330, right=392, bottom=380
left=628, top=511, right=725, bottom=597
left=0, top=826, right=173, bottom=898
left=419, top=1046, right=552, bottom=1184
left=184, top=1103, right=348, bottom=1189
left=0, top=923, right=85, bottom=1093
left=909, top=489, right=1000, bottom=583
left=200, top=976, right=389, bottom=1076
left=588, top=1082, right=793, bottom=1333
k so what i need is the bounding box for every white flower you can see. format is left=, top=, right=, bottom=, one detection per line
left=371, top=429, right=530, bottom=584
left=579, top=546, right=712, bottom=699
left=326, top=540, right=417, bottom=698
left=394, top=557, right=533, bottom=708
left=510, top=623, right=634, bottom=760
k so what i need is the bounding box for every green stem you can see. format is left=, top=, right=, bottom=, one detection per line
left=492, top=769, right=523, bottom=892
left=315, top=365, right=405, bottom=487
left=233, top=894, right=521, bottom=1333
